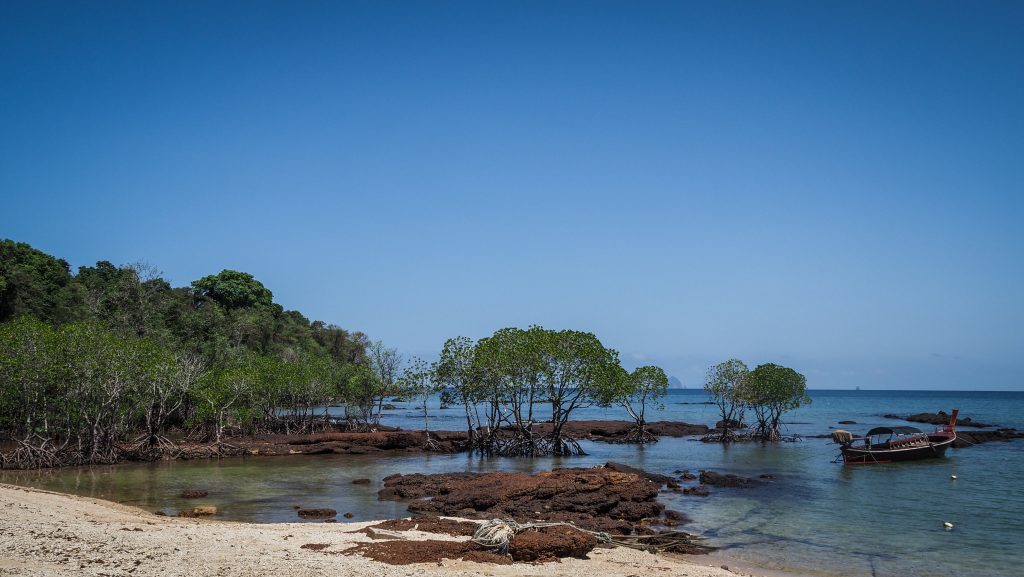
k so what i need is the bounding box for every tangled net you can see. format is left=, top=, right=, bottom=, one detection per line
left=831, top=430, right=854, bottom=445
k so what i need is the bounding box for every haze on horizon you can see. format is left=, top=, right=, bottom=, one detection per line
left=2, top=2, right=1021, bottom=391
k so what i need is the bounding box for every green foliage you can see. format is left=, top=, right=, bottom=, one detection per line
left=0, top=239, right=384, bottom=467
left=609, top=366, right=669, bottom=442
left=0, top=318, right=194, bottom=465
left=435, top=336, right=484, bottom=443
left=535, top=328, right=623, bottom=453
left=742, top=363, right=810, bottom=441
left=398, top=357, right=441, bottom=441
left=340, top=363, right=385, bottom=429
left=0, top=316, right=58, bottom=435
left=0, top=240, right=79, bottom=325
left=0, top=239, right=370, bottom=368
left=704, top=359, right=750, bottom=442
left=434, top=326, right=632, bottom=456
left=191, top=270, right=273, bottom=310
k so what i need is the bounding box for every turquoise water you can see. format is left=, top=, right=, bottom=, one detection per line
left=3, top=389, right=1022, bottom=577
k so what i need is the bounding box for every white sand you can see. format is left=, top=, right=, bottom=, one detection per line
left=0, top=482, right=763, bottom=577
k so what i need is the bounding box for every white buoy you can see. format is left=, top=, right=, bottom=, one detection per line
left=950, top=474, right=958, bottom=480
left=943, top=522, right=954, bottom=529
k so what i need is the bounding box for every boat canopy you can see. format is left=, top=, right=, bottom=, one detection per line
left=865, top=426, right=923, bottom=436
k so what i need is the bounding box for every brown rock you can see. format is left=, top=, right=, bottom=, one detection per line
left=188, top=505, right=216, bottom=516
left=683, top=485, right=709, bottom=497
left=509, top=526, right=597, bottom=561
left=378, top=466, right=663, bottom=534
left=533, top=420, right=709, bottom=442
left=699, top=470, right=757, bottom=487
left=953, top=428, right=1024, bottom=447
left=179, top=489, right=208, bottom=499
left=664, top=509, right=689, bottom=523
left=352, top=478, right=371, bottom=485
left=885, top=412, right=994, bottom=428
left=296, top=508, right=337, bottom=519
left=604, top=461, right=674, bottom=484
left=343, top=540, right=510, bottom=565
left=367, top=518, right=480, bottom=536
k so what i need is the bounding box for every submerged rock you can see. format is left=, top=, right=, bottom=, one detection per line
left=682, top=485, right=709, bottom=497
left=699, top=470, right=758, bottom=488
left=296, top=508, right=337, bottom=519
left=179, top=489, right=208, bottom=499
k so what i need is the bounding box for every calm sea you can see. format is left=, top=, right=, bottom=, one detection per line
left=4, top=389, right=1022, bottom=577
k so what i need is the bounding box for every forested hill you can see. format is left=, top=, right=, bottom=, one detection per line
left=0, top=239, right=368, bottom=365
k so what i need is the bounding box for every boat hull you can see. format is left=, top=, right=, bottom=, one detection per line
left=841, top=434, right=955, bottom=464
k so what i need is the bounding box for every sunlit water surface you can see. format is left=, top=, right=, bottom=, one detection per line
left=3, top=390, right=1022, bottom=577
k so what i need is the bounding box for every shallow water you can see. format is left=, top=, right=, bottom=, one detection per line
left=3, top=390, right=1022, bottom=577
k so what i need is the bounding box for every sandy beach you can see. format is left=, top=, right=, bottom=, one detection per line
left=0, top=483, right=754, bottom=577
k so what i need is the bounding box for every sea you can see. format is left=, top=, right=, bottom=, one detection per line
left=3, top=389, right=1022, bottom=577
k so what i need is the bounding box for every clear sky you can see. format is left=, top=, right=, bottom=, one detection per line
left=2, top=1, right=1022, bottom=390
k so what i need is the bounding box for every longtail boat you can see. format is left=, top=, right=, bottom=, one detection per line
left=832, top=409, right=958, bottom=464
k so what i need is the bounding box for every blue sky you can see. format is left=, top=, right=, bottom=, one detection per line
left=2, top=1, right=1022, bottom=390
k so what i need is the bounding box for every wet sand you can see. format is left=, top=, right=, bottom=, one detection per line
left=0, top=482, right=770, bottom=577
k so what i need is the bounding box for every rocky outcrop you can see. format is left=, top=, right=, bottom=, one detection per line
left=604, top=461, right=674, bottom=485
left=953, top=428, right=1024, bottom=447
left=378, top=466, right=667, bottom=535
left=235, top=430, right=468, bottom=456
left=531, top=420, right=710, bottom=442
left=884, top=411, right=994, bottom=428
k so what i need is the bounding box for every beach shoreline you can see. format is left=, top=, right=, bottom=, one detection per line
left=0, top=482, right=791, bottom=577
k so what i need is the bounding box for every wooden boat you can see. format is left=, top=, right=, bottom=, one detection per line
left=832, top=409, right=958, bottom=465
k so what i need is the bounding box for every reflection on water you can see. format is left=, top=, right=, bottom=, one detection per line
left=3, top=390, right=1022, bottom=577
